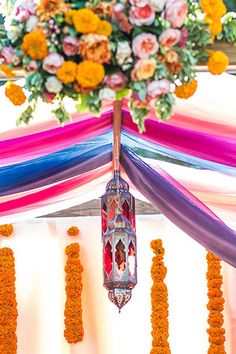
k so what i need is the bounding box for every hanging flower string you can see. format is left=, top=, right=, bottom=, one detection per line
left=64, top=242, right=84, bottom=344
left=150, top=239, right=170, bottom=354
left=0, top=224, right=14, bottom=237
left=206, top=251, right=226, bottom=354
left=0, top=248, right=18, bottom=354
left=67, top=226, right=80, bottom=237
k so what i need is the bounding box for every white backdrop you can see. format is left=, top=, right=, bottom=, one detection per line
left=0, top=215, right=233, bottom=354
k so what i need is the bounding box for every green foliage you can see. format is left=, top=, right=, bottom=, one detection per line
left=130, top=99, right=149, bottom=133
left=154, top=94, right=175, bottom=121
left=219, top=13, right=236, bottom=45
left=16, top=105, right=34, bottom=126
left=52, top=106, right=70, bottom=124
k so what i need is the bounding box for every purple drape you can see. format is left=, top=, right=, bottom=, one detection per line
left=121, top=146, right=236, bottom=267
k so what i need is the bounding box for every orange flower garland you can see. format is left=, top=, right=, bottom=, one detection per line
left=206, top=251, right=226, bottom=354
left=0, top=248, right=18, bottom=354
left=150, top=239, right=170, bottom=354
left=0, top=224, right=14, bottom=237
left=207, top=51, right=229, bottom=75
left=67, top=226, right=80, bottom=237
left=5, top=82, right=26, bottom=106
left=64, top=243, right=84, bottom=343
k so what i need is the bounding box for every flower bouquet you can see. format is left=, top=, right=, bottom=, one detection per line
left=0, top=0, right=230, bottom=131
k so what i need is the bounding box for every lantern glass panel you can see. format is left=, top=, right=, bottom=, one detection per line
left=122, top=200, right=130, bottom=221
left=102, top=201, right=107, bottom=234
left=128, top=241, right=135, bottom=276
left=115, top=239, right=126, bottom=278
left=104, top=241, right=112, bottom=277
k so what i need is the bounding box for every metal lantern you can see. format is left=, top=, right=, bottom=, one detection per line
left=103, top=211, right=137, bottom=311
left=101, top=169, right=135, bottom=236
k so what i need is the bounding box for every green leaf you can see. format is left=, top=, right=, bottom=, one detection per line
left=52, top=106, right=70, bottom=124
left=154, top=93, right=175, bottom=121
left=16, top=106, right=34, bottom=126
left=116, top=88, right=129, bottom=101
left=75, top=94, right=89, bottom=113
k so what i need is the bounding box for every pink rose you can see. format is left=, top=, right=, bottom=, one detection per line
left=179, top=28, right=188, bottom=48
left=147, top=79, right=171, bottom=98
left=129, top=4, right=155, bottom=26
left=62, top=36, right=79, bottom=56
left=0, top=46, right=14, bottom=64
left=129, top=0, right=149, bottom=7
left=104, top=73, right=127, bottom=91
left=27, top=60, right=38, bottom=72
left=43, top=53, right=64, bottom=74
left=132, top=33, right=159, bottom=59
left=164, top=0, right=188, bottom=28
left=159, top=28, right=180, bottom=47
left=14, top=0, right=35, bottom=22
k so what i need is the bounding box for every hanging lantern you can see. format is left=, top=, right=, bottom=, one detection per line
left=101, top=169, right=135, bottom=236
left=103, top=210, right=137, bottom=311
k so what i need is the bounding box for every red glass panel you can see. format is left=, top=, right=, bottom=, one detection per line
left=108, top=198, right=117, bottom=222
left=104, top=241, right=112, bottom=277
left=115, top=240, right=126, bottom=279
left=122, top=200, right=130, bottom=221
left=102, top=202, right=107, bottom=234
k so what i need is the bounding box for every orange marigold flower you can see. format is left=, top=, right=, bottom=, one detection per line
left=175, top=79, right=198, bottom=99
left=207, top=51, right=229, bottom=75
left=0, top=224, right=14, bottom=237
left=21, top=30, right=48, bottom=60
left=0, top=64, right=15, bottom=78
left=36, top=0, right=68, bottom=21
left=56, top=61, right=77, bottom=84
left=79, top=34, right=111, bottom=64
left=64, top=243, right=84, bottom=343
left=0, top=247, right=17, bottom=354
left=76, top=60, right=105, bottom=88
left=67, top=226, right=80, bottom=237
left=64, top=9, right=78, bottom=25
left=96, top=20, right=112, bottom=36
left=207, top=19, right=222, bottom=36
left=73, top=9, right=100, bottom=34
left=5, top=82, right=26, bottom=106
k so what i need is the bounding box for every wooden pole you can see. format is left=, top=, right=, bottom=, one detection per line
left=112, top=100, right=122, bottom=172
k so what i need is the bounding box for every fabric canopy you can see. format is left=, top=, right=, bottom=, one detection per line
left=0, top=73, right=236, bottom=266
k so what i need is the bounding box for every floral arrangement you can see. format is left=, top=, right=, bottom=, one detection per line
left=0, top=223, right=14, bottom=237
left=206, top=251, right=226, bottom=354
left=0, top=0, right=230, bottom=131
left=67, top=225, right=80, bottom=236
left=64, top=242, right=84, bottom=343
left=0, top=248, right=18, bottom=354
left=150, top=239, right=170, bottom=354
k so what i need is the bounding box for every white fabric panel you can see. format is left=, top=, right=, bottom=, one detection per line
left=0, top=216, right=232, bottom=354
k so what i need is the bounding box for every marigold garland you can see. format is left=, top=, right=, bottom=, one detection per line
left=0, top=224, right=14, bottom=237
left=206, top=251, right=226, bottom=354
left=207, top=51, right=229, bottom=75
left=175, top=79, right=198, bottom=99
left=0, top=248, right=18, bottom=354
left=21, top=30, right=48, bottom=60
left=64, top=243, right=84, bottom=343
left=67, top=226, right=80, bottom=237
left=200, top=0, right=226, bottom=36
left=150, top=239, right=170, bottom=354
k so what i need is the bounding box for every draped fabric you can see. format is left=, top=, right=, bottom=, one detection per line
left=0, top=73, right=236, bottom=266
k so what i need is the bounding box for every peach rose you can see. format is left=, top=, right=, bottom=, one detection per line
left=164, top=0, right=188, bottom=28
left=62, top=36, right=78, bottom=56
left=43, top=53, right=64, bottom=74
left=147, top=79, right=171, bottom=98
left=159, top=28, right=180, bottom=47
left=129, top=4, right=155, bottom=26
left=132, top=33, right=159, bottom=59
left=104, top=73, right=127, bottom=91
left=131, top=58, right=156, bottom=81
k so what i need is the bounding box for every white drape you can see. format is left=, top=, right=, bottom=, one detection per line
left=0, top=215, right=233, bottom=354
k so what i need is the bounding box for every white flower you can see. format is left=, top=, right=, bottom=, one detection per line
left=6, top=23, right=24, bottom=42
left=45, top=76, right=63, bottom=94
left=99, top=88, right=116, bottom=101
left=150, top=0, right=166, bottom=11
left=116, top=41, right=132, bottom=66
left=25, top=15, right=38, bottom=32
